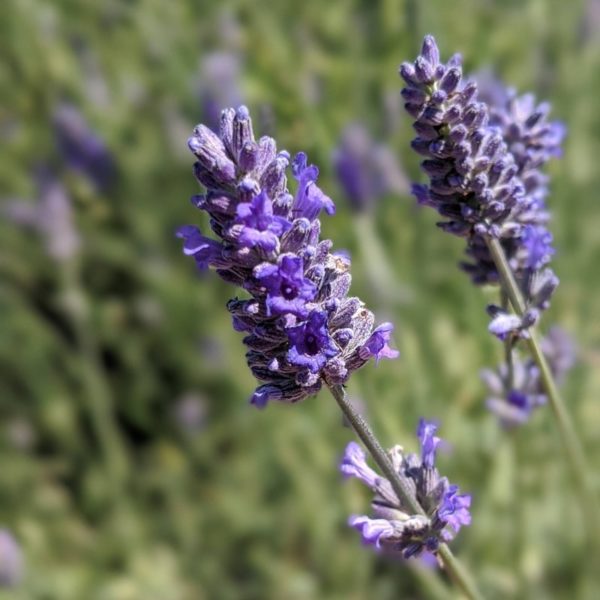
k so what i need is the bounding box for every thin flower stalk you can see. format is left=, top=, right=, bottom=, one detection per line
left=485, top=236, right=600, bottom=537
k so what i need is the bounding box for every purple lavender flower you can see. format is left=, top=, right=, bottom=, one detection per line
left=254, top=255, right=317, bottom=317
left=54, top=104, right=115, bottom=191
left=234, top=190, right=291, bottom=251
left=287, top=310, right=340, bottom=373
left=342, top=420, right=471, bottom=558
left=0, top=530, right=23, bottom=588
left=178, top=106, right=398, bottom=406
left=482, top=327, right=576, bottom=427
left=400, top=36, right=564, bottom=340
left=333, top=123, right=408, bottom=212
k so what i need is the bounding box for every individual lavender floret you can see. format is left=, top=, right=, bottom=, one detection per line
left=54, top=104, right=115, bottom=191
left=333, top=123, right=408, bottom=212
left=342, top=420, right=471, bottom=558
left=178, top=106, right=399, bottom=407
left=400, top=36, right=564, bottom=340
left=0, top=529, right=23, bottom=588
left=482, top=326, right=576, bottom=427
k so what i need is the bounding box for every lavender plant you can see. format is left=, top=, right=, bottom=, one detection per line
left=178, top=106, right=482, bottom=598
left=400, top=35, right=599, bottom=537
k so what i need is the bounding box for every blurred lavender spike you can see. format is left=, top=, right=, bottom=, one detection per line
left=4, top=171, right=80, bottom=262
left=199, top=51, right=244, bottom=131
left=0, top=530, right=23, bottom=588
left=54, top=104, right=115, bottom=191
left=333, top=123, right=408, bottom=212
left=482, top=326, right=576, bottom=427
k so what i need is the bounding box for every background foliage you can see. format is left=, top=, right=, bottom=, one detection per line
left=1, top=0, right=600, bottom=598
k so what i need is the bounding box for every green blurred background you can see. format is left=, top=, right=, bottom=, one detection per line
left=1, top=0, right=600, bottom=598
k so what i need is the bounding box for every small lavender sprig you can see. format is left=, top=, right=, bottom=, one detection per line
left=330, top=385, right=483, bottom=600
left=342, top=420, right=471, bottom=558
left=178, top=106, right=399, bottom=407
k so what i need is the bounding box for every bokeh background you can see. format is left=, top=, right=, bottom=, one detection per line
left=1, top=0, right=600, bottom=598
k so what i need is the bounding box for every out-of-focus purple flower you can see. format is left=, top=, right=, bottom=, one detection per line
left=342, top=420, right=471, bottom=559
left=482, top=327, right=576, bottom=427
left=400, top=37, right=564, bottom=340
left=178, top=106, right=398, bottom=406
left=199, top=51, right=244, bottom=131
left=0, top=530, right=23, bottom=588
left=3, top=172, right=80, bottom=262
left=173, top=393, right=207, bottom=434
left=333, top=124, right=408, bottom=212
left=54, top=104, right=115, bottom=191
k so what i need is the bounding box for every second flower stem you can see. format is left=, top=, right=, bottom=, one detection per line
left=485, top=236, right=600, bottom=539
left=327, top=383, right=484, bottom=600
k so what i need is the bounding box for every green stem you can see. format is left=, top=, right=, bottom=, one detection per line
left=328, top=383, right=484, bottom=600
left=485, top=236, right=600, bottom=537
left=354, top=213, right=413, bottom=309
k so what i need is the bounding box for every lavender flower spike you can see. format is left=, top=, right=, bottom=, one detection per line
left=342, top=420, right=471, bottom=559
left=178, top=106, right=398, bottom=406
left=400, top=36, right=564, bottom=339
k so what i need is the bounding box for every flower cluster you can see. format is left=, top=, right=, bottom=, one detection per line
left=342, top=420, right=471, bottom=558
left=400, top=36, right=564, bottom=340
left=178, top=106, right=398, bottom=407
left=333, top=123, right=408, bottom=212
left=482, top=326, right=576, bottom=427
